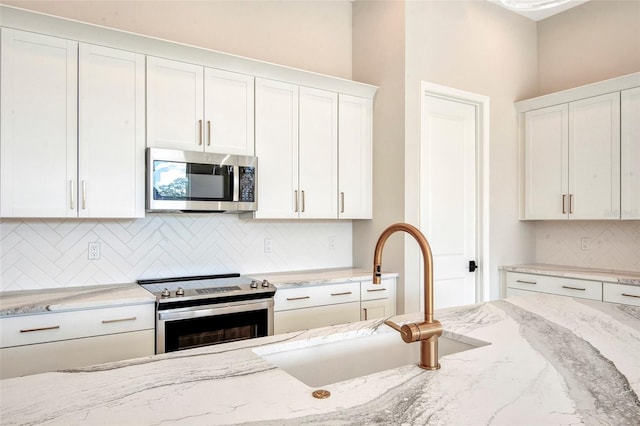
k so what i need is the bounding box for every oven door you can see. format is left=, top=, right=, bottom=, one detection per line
left=156, top=298, right=273, bottom=354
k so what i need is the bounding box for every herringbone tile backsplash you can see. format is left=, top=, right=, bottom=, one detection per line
left=0, top=214, right=353, bottom=291
left=536, top=221, right=640, bottom=272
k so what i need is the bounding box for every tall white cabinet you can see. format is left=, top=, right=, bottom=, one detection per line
left=1, top=29, right=145, bottom=218
left=518, top=73, right=639, bottom=221
left=1, top=29, right=78, bottom=218
left=146, top=56, right=254, bottom=156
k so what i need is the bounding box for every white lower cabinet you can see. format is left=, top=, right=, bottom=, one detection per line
left=273, top=277, right=397, bottom=334
left=603, top=283, right=640, bottom=307
left=0, top=303, right=154, bottom=379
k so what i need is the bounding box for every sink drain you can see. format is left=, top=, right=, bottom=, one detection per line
left=312, top=389, right=331, bottom=399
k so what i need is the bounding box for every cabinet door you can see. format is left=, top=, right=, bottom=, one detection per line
left=254, top=78, right=299, bottom=219
left=299, top=87, right=338, bottom=219
left=204, top=68, right=254, bottom=155
left=621, top=87, right=640, bottom=219
left=361, top=299, right=393, bottom=321
left=1, top=29, right=78, bottom=218
left=338, top=94, right=372, bottom=219
left=78, top=44, right=145, bottom=218
left=146, top=56, right=204, bottom=151
left=569, top=92, right=621, bottom=219
left=523, top=104, right=569, bottom=219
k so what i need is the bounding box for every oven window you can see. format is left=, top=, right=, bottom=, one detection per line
left=152, top=160, right=234, bottom=201
left=164, top=309, right=268, bottom=352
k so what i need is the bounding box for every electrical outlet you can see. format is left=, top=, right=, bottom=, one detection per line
left=264, top=238, right=273, bottom=253
left=88, top=242, right=101, bottom=260
left=329, top=236, right=336, bottom=250
left=580, top=237, right=590, bottom=251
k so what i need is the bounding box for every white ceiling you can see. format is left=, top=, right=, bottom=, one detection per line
left=490, top=0, right=590, bottom=21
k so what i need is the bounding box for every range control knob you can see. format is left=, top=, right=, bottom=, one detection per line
left=261, top=279, right=270, bottom=288
left=176, top=287, right=185, bottom=296
left=250, top=280, right=259, bottom=289
left=161, top=288, right=171, bottom=298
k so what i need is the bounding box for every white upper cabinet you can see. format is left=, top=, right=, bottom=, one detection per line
left=298, top=86, right=338, bottom=219
left=519, top=80, right=632, bottom=220
left=568, top=92, right=620, bottom=220
left=621, top=87, right=640, bottom=219
left=78, top=43, right=146, bottom=218
left=254, top=78, right=299, bottom=219
left=523, top=104, right=568, bottom=220
left=147, top=56, right=254, bottom=155
left=338, top=94, right=372, bottom=219
left=0, top=29, right=146, bottom=218
left=1, top=29, right=78, bottom=218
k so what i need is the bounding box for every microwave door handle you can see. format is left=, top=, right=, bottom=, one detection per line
left=233, top=164, right=240, bottom=202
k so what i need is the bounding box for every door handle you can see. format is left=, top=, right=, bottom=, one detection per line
left=468, top=260, right=478, bottom=272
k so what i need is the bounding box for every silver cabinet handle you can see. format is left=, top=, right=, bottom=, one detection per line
left=562, top=285, right=585, bottom=291
left=569, top=194, right=574, bottom=214
left=102, top=316, right=137, bottom=324
left=366, top=288, right=387, bottom=292
left=198, top=119, right=203, bottom=145
left=294, top=190, right=299, bottom=212
left=207, top=120, right=211, bottom=146
left=562, top=194, right=566, bottom=214
left=621, top=293, right=640, bottom=299
left=69, top=180, right=75, bottom=210
left=516, top=280, right=537, bottom=285
left=331, top=291, right=352, bottom=296
left=286, top=296, right=310, bottom=301
left=301, top=190, right=305, bottom=212
left=82, top=180, right=87, bottom=210
left=20, top=325, right=60, bottom=333
left=340, top=192, right=345, bottom=213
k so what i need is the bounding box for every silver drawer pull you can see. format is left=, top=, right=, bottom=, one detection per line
left=102, top=316, right=137, bottom=324
left=516, top=280, right=537, bottom=285
left=562, top=285, right=586, bottom=291
left=621, top=293, right=640, bottom=299
left=286, top=296, right=310, bottom=301
left=331, top=291, right=353, bottom=296
left=367, top=288, right=387, bottom=292
left=20, top=325, right=60, bottom=333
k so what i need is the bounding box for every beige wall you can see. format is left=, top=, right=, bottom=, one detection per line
left=537, top=0, right=640, bottom=94
left=352, top=0, right=406, bottom=313
left=0, top=0, right=353, bottom=79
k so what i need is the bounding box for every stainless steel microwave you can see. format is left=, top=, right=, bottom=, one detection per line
left=146, top=148, right=257, bottom=213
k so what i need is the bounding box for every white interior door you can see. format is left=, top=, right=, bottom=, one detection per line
left=420, top=94, right=477, bottom=309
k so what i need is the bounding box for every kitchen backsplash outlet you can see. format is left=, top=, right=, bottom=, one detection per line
left=0, top=215, right=353, bottom=291
left=536, top=221, right=640, bottom=272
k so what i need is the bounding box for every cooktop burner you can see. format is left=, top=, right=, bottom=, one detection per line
left=137, top=274, right=275, bottom=305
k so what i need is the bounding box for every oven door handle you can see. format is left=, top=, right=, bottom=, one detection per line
left=158, top=299, right=273, bottom=322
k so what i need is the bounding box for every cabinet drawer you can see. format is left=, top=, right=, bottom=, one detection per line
left=0, top=304, right=155, bottom=348
left=274, top=282, right=360, bottom=312
left=506, top=272, right=602, bottom=301
left=274, top=302, right=360, bottom=334
left=0, top=329, right=154, bottom=379
left=603, top=283, right=640, bottom=307
left=361, top=279, right=394, bottom=301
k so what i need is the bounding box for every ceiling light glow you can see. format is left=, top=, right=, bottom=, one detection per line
left=500, top=0, right=573, bottom=11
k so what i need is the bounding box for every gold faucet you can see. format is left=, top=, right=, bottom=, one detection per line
left=373, top=223, right=443, bottom=370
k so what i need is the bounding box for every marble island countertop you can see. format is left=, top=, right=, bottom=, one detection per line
left=0, top=283, right=155, bottom=317
left=501, top=263, right=640, bottom=285
left=1, top=292, right=639, bottom=425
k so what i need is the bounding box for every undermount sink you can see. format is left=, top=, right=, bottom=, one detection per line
left=254, top=330, right=489, bottom=387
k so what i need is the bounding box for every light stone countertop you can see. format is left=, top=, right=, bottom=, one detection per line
left=500, top=263, right=640, bottom=286
left=1, top=292, right=639, bottom=425
left=249, top=267, right=399, bottom=289
left=0, top=283, right=155, bottom=317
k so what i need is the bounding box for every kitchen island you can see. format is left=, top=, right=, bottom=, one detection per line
left=1, top=293, right=639, bottom=425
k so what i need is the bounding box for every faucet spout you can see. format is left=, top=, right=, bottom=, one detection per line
left=373, top=222, right=443, bottom=370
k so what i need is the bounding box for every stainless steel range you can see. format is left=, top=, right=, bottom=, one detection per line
left=138, top=274, right=276, bottom=354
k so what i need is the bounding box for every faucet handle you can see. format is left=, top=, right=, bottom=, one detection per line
left=399, top=320, right=443, bottom=343
left=383, top=319, right=403, bottom=332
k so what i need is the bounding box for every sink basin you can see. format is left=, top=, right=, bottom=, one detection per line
left=254, top=330, right=489, bottom=387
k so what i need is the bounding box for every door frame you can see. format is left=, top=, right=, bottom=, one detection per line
left=419, top=81, right=490, bottom=304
